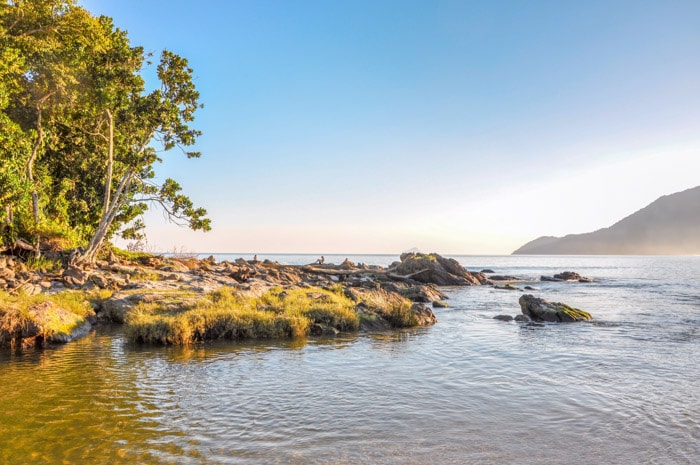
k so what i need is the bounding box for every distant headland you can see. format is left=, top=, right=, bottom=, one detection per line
left=512, top=185, right=700, bottom=255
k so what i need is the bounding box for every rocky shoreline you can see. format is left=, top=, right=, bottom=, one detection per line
left=0, top=251, right=594, bottom=349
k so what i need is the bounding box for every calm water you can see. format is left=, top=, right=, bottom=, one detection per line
left=1, top=255, right=698, bottom=464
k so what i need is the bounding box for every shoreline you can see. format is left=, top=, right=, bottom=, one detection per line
left=1, top=252, right=489, bottom=350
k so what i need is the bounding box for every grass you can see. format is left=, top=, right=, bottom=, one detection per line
left=25, top=256, right=63, bottom=273
left=125, top=286, right=360, bottom=345
left=129, top=270, right=163, bottom=281
left=110, top=247, right=160, bottom=263
left=352, top=288, right=417, bottom=328
left=0, top=290, right=96, bottom=347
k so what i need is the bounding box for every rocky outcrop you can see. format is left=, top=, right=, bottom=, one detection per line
left=394, top=253, right=487, bottom=286
left=1, top=250, right=498, bottom=348
left=518, top=294, right=592, bottom=322
left=0, top=300, right=94, bottom=348
left=540, top=271, right=594, bottom=283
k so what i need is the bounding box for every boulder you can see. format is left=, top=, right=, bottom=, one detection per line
left=518, top=294, right=592, bottom=322
left=410, top=303, right=438, bottom=326
left=0, top=268, right=15, bottom=281
left=26, top=301, right=94, bottom=344
left=230, top=266, right=255, bottom=283
left=384, top=282, right=448, bottom=303
left=89, top=273, right=112, bottom=289
left=158, top=260, right=191, bottom=273
left=494, top=284, right=520, bottom=291
left=394, top=253, right=486, bottom=286
left=494, top=314, right=514, bottom=321
left=62, top=266, right=87, bottom=288
left=432, top=300, right=449, bottom=308
left=99, top=292, right=156, bottom=323
left=541, top=271, right=594, bottom=283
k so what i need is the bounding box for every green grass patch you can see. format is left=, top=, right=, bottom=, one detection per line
left=25, top=256, right=63, bottom=273
left=109, top=247, right=160, bottom=264
left=125, top=286, right=359, bottom=345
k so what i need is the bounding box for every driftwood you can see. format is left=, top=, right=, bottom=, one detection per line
left=1, top=239, right=37, bottom=255
left=300, top=266, right=429, bottom=282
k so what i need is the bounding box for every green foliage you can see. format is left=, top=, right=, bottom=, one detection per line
left=1, top=0, right=210, bottom=258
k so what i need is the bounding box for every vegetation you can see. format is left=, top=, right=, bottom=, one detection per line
left=125, top=287, right=360, bottom=345
left=0, top=289, right=97, bottom=347
left=1, top=0, right=210, bottom=262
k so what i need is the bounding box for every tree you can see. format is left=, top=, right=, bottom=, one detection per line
left=1, top=1, right=210, bottom=261
left=2, top=0, right=99, bottom=252
left=70, top=40, right=211, bottom=265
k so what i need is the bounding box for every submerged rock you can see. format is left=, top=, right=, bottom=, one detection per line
left=518, top=294, right=592, bottom=322
left=494, top=314, right=514, bottom=321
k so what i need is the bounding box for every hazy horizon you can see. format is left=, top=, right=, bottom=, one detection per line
left=84, top=0, right=700, bottom=255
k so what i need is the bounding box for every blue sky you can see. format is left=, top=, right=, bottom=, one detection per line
left=82, top=0, right=700, bottom=254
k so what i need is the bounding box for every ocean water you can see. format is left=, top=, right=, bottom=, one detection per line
left=0, top=255, right=698, bottom=464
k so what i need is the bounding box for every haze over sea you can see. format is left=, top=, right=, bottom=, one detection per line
left=1, top=254, right=698, bottom=464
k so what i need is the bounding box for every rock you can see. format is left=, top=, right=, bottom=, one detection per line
left=100, top=292, right=151, bottom=323
left=309, top=323, right=340, bottom=336
left=230, top=266, right=255, bottom=283
left=410, top=303, right=438, bottom=326
left=386, top=282, right=448, bottom=303
left=494, top=314, right=514, bottom=321
left=62, top=266, right=87, bottom=288
left=432, top=300, right=449, bottom=308
left=514, top=314, right=530, bottom=322
left=26, top=301, right=94, bottom=344
left=518, top=294, right=592, bottom=322
left=541, top=271, right=594, bottom=283
left=489, top=275, right=520, bottom=281
left=480, top=269, right=495, bottom=274
left=494, top=284, right=520, bottom=291
left=16, top=282, right=43, bottom=296
left=524, top=286, right=536, bottom=291
left=553, top=271, right=583, bottom=281
left=394, top=253, right=486, bottom=286
left=0, top=268, right=15, bottom=281
left=158, top=260, right=191, bottom=273
left=89, top=273, right=112, bottom=289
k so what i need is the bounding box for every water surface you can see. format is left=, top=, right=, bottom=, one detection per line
left=1, top=255, right=698, bottom=464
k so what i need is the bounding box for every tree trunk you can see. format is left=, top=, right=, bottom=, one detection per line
left=27, top=106, right=44, bottom=258
left=102, top=109, right=114, bottom=216
left=72, top=169, right=134, bottom=266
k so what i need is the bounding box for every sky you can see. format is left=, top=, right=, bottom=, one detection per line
left=81, top=0, right=700, bottom=255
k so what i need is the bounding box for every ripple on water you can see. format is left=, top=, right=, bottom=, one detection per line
left=1, top=256, right=699, bottom=464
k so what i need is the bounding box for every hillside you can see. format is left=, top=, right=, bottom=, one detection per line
left=512, top=185, right=700, bottom=255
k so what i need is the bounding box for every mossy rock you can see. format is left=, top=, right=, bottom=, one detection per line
left=518, top=294, right=592, bottom=322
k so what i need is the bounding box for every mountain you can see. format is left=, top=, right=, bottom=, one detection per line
left=512, top=185, right=700, bottom=255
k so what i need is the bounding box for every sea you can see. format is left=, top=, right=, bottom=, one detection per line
left=0, top=254, right=698, bottom=464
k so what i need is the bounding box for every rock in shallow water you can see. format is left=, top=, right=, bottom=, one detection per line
left=518, top=294, right=592, bottom=322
